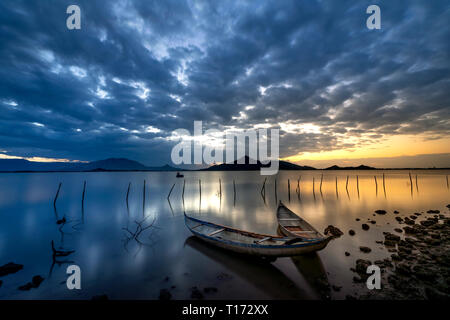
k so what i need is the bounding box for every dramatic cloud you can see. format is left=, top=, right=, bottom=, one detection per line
left=0, top=0, right=449, bottom=166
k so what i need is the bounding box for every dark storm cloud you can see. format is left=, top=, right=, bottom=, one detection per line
left=0, top=0, right=449, bottom=165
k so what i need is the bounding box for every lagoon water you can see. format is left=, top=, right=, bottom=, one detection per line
left=0, top=170, right=449, bottom=299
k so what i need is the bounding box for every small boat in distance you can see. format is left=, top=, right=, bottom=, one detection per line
left=176, top=172, right=184, bottom=178
left=277, top=202, right=331, bottom=252
left=184, top=212, right=329, bottom=258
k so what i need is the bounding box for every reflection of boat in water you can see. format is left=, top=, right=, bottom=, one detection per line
left=176, top=172, right=184, bottom=178
left=277, top=202, right=331, bottom=253
left=290, top=253, right=331, bottom=300
left=184, top=213, right=327, bottom=258
left=185, top=236, right=311, bottom=299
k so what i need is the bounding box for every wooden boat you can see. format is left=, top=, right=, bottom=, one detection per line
left=277, top=202, right=330, bottom=252
left=184, top=212, right=329, bottom=257
left=176, top=172, right=184, bottom=178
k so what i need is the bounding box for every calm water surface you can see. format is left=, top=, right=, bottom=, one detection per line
left=0, top=170, right=449, bottom=299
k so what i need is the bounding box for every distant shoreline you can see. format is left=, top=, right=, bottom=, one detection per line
left=1, top=167, right=449, bottom=174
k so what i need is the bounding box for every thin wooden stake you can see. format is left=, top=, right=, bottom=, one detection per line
left=346, top=175, right=349, bottom=190
left=126, top=182, right=131, bottom=206
left=260, top=178, right=267, bottom=198
left=82, top=181, right=86, bottom=208
left=409, top=172, right=413, bottom=196
left=446, top=175, right=449, bottom=189
left=374, top=176, right=378, bottom=195
left=143, top=180, right=146, bottom=215
left=54, top=183, right=62, bottom=208
left=320, top=174, right=323, bottom=193
left=415, top=174, right=418, bottom=192
left=312, top=177, right=315, bottom=194
left=383, top=173, right=386, bottom=198
left=288, top=179, right=291, bottom=202
left=182, top=179, right=186, bottom=200
left=167, top=183, right=175, bottom=200
left=274, top=178, right=278, bottom=202
left=312, top=177, right=316, bottom=200
left=233, top=179, right=236, bottom=206
left=356, top=175, right=360, bottom=198
left=335, top=176, right=339, bottom=199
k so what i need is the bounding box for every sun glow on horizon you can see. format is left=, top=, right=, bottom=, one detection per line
left=282, top=134, right=450, bottom=165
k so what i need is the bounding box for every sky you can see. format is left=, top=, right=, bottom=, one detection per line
left=0, top=0, right=449, bottom=168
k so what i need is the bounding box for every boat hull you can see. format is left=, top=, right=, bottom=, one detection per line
left=185, top=214, right=328, bottom=257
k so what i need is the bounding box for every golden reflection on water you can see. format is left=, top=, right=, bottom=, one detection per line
left=0, top=170, right=449, bottom=299
left=177, top=170, right=450, bottom=235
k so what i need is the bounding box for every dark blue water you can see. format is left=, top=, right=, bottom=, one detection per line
left=0, top=170, right=449, bottom=299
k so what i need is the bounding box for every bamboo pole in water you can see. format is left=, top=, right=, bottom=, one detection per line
left=447, top=175, right=449, bottom=189
left=219, top=178, right=222, bottom=199
left=415, top=174, right=419, bottom=192
left=274, top=178, right=278, bottom=202
left=233, top=179, right=236, bottom=206
left=199, top=179, right=202, bottom=200
left=54, top=182, right=62, bottom=208
left=335, top=176, right=338, bottom=198
left=182, top=179, right=185, bottom=200
left=288, top=179, right=291, bottom=202
left=374, top=175, right=378, bottom=195
left=82, top=181, right=86, bottom=208
left=167, top=183, right=175, bottom=200
left=356, top=175, right=360, bottom=198
left=312, top=177, right=315, bottom=194
left=320, top=174, right=323, bottom=193
left=261, top=178, right=266, bottom=198
left=409, top=172, right=413, bottom=196
left=143, top=180, right=146, bottom=215
left=346, top=175, right=349, bottom=191
left=383, top=173, right=387, bottom=198
left=126, top=182, right=131, bottom=206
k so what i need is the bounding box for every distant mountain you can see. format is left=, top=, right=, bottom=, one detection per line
left=325, top=164, right=376, bottom=170
left=202, top=156, right=316, bottom=171
left=0, top=158, right=179, bottom=172
left=82, top=158, right=150, bottom=171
